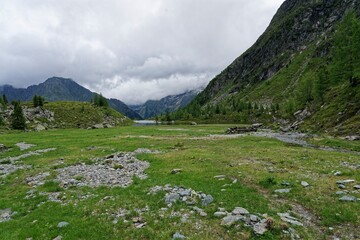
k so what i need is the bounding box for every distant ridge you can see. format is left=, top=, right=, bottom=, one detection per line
left=130, top=89, right=201, bottom=119
left=0, top=77, right=142, bottom=119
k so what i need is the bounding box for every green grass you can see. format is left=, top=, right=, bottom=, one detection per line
left=0, top=125, right=359, bottom=239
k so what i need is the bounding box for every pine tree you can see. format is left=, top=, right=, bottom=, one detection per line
left=332, top=10, right=360, bottom=86
left=11, top=101, right=26, bottom=130
left=314, top=66, right=328, bottom=103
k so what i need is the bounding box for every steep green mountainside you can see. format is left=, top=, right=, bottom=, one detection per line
left=177, top=0, right=360, bottom=135
left=130, top=89, right=200, bottom=119
left=0, top=77, right=142, bottom=119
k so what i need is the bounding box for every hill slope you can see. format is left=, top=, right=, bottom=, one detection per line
left=0, top=77, right=142, bottom=119
left=130, top=89, right=201, bottom=119
left=178, top=0, right=360, bottom=135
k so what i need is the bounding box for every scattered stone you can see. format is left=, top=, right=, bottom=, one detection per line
left=57, top=221, right=69, bottom=228
left=165, top=193, right=180, bottom=204
left=275, top=188, right=291, bottom=193
left=2, top=148, right=57, bottom=162
left=190, top=122, right=197, bottom=126
left=253, top=219, right=268, bottom=235
left=281, top=181, right=291, bottom=186
left=173, top=232, right=186, bottom=239
left=334, top=171, right=342, bottom=176
left=0, top=208, right=13, bottom=223
left=339, top=195, right=357, bottom=202
left=53, top=236, right=62, bottom=240
left=301, top=181, right=310, bottom=187
left=0, top=164, right=31, bottom=178
left=353, top=185, right=360, bottom=190
left=336, top=180, right=355, bottom=184
left=149, top=185, right=213, bottom=208
left=171, top=169, right=182, bottom=174
left=199, top=211, right=207, bottom=217
left=336, top=191, right=346, bottom=195
left=338, top=184, right=346, bottom=189
left=133, top=148, right=160, bottom=154
left=15, top=142, right=36, bottom=151
left=277, top=213, right=303, bottom=226
left=232, top=207, right=249, bottom=215
left=0, top=144, right=7, bottom=152
left=26, top=172, right=50, bottom=186
left=201, top=195, right=213, bottom=207
left=55, top=152, right=149, bottom=188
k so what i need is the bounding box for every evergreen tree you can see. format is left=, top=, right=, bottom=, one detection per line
left=11, top=101, right=26, bottom=130
left=332, top=10, right=360, bottom=86
left=92, top=93, right=109, bottom=107
left=3, top=94, right=8, bottom=105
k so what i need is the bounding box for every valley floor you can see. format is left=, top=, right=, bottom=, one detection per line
left=0, top=125, right=359, bottom=240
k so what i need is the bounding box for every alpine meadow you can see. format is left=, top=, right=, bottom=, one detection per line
left=0, top=0, right=359, bottom=240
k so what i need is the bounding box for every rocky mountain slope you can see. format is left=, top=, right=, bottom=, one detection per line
left=0, top=77, right=142, bottom=119
left=179, top=0, right=360, bottom=135
left=130, top=89, right=201, bottom=119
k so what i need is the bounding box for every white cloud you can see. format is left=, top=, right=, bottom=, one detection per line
left=0, top=0, right=285, bottom=104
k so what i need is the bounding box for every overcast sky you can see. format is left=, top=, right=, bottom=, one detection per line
left=0, top=0, right=285, bottom=104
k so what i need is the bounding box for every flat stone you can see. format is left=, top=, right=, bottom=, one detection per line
left=353, top=185, right=360, bottom=190
left=0, top=208, right=12, bottom=223
left=214, top=211, right=227, bottom=217
left=172, top=232, right=186, bottom=239
left=334, top=171, right=342, bottom=176
left=16, top=142, right=36, bottom=151
left=53, top=236, right=62, bottom=240
left=339, top=195, right=357, bottom=202
left=171, top=169, right=182, bottom=174
left=277, top=213, right=303, bottom=226
left=274, top=188, right=291, bottom=193
left=338, top=184, right=346, bottom=189
left=220, top=215, right=243, bottom=226
left=336, top=180, right=355, bottom=184
left=253, top=219, right=268, bottom=235
left=57, top=221, right=69, bottom=228
left=301, top=181, right=310, bottom=187
left=202, top=194, right=214, bottom=206
left=232, top=207, right=249, bottom=215
left=199, top=211, right=207, bottom=217
left=214, top=175, right=226, bottom=179
left=336, top=191, right=346, bottom=195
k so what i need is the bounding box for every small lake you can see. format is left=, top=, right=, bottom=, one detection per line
left=133, top=120, right=158, bottom=126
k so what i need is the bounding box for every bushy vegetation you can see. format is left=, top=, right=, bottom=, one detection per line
left=32, top=95, right=45, bottom=107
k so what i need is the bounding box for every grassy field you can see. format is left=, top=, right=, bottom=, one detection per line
left=0, top=125, right=359, bottom=239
